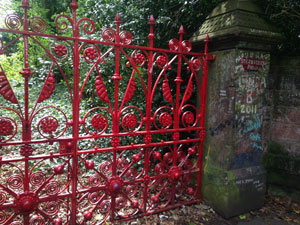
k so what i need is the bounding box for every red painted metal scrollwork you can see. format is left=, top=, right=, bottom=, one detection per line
left=0, top=0, right=214, bottom=224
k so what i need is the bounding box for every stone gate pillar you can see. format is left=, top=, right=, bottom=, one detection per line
left=190, top=0, right=283, bottom=218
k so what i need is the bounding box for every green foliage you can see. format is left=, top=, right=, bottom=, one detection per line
left=254, top=0, right=300, bottom=56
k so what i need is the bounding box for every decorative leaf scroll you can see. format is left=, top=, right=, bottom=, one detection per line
left=37, top=72, right=56, bottom=103
left=182, top=80, right=194, bottom=104
left=162, top=79, right=173, bottom=105
left=0, top=71, right=18, bottom=104
left=123, top=78, right=136, bottom=105
left=95, top=75, right=109, bottom=103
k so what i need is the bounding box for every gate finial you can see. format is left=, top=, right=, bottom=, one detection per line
left=148, top=15, right=155, bottom=25
left=70, top=0, right=78, bottom=10
left=114, top=13, right=122, bottom=24
left=21, top=0, right=30, bottom=8
left=178, top=25, right=185, bottom=35
left=204, top=35, right=210, bottom=54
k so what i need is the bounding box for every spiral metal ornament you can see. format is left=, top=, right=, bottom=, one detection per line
left=117, top=158, right=129, bottom=171
left=191, top=58, right=202, bottom=71
left=120, top=31, right=132, bottom=45
left=7, top=174, right=23, bottom=190
left=0, top=211, right=7, bottom=224
left=125, top=185, right=137, bottom=197
left=99, top=161, right=112, bottom=175
left=116, top=197, right=127, bottom=211
left=5, top=14, right=22, bottom=30
left=45, top=181, right=60, bottom=195
left=11, top=221, right=22, bottom=225
left=0, top=191, right=6, bottom=205
left=125, top=168, right=137, bottom=180
left=154, top=163, right=165, bottom=175
left=29, top=216, right=45, bottom=225
left=99, top=200, right=110, bottom=214
left=88, top=192, right=101, bottom=204
left=30, top=16, right=47, bottom=33
left=30, top=171, right=46, bottom=187
left=88, top=174, right=101, bottom=187
left=44, top=201, right=60, bottom=215
left=102, top=28, right=115, bottom=42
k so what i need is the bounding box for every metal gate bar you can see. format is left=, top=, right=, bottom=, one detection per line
left=0, top=0, right=214, bottom=224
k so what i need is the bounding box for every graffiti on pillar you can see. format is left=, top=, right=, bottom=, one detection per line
left=230, top=50, right=269, bottom=169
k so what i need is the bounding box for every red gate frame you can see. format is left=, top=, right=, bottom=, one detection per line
left=0, top=0, right=214, bottom=224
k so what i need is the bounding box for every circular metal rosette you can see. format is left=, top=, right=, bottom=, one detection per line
left=5, top=14, right=22, bottom=30
left=129, top=50, right=148, bottom=67
left=33, top=106, right=68, bottom=139
left=153, top=106, right=173, bottom=130
left=120, top=106, right=143, bottom=133
left=83, top=107, right=111, bottom=135
left=102, top=28, right=116, bottom=42
left=120, top=30, right=132, bottom=45
left=30, top=16, right=47, bottom=33
left=189, top=56, right=203, bottom=71
left=80, top=43, right=101, bottom=64
left=29, top=216, right=45, bottom=225
left=49, top=40, right=71, bottom=61
left=154, top=52, right=169, bottom=69
left=0, top=117, right=18, bottom=142
left=180, top=105, right=199, bottom=128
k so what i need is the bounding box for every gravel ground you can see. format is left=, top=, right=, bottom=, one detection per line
left=114, top=194, right=300, bottom=225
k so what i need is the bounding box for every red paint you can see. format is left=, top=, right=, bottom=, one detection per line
left=0, top=0, right=214, bottom=223
left=240, top=57, right=264, bottom=71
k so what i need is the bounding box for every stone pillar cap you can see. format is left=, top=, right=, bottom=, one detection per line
left=190, top=0, right=284, bottom=44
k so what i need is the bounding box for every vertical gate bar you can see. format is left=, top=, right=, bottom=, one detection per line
left=70, top=0, right=79, bottom=223
left=143, top=16, right=155, bottom=212
left=20, top=2, right=31, bottom=224
left=110, top=13, right=122, bottom=222
left=170, top=26, right=185, bottom=205
left=196, top=35, right=210, bottom=199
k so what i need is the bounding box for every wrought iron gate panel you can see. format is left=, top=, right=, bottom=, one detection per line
left=0, top=0, right=214, bottom=224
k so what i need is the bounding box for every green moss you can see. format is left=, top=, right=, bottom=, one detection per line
left=202, top=162, right=240, bottom=217
left=264, top=141, right=300, bottom=189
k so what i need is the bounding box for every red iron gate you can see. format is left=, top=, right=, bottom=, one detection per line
left=0, top=0, right=214, bottom=224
